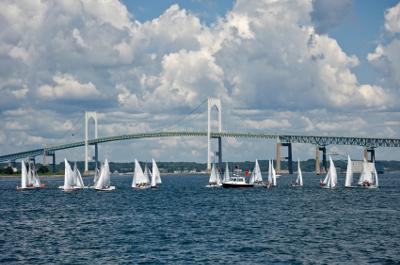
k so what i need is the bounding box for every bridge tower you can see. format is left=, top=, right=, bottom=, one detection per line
left=275, top=141, right=293, bottom=174
left=364, top=148, right=375, bottom=162
left=207, top=97, right=222, bottom=171
left=315, top=146, right=327, bottom=174
left=84, top=111, right=98, bottom=174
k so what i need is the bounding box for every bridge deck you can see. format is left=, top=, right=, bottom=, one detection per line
left=1, top=131, right=399, bottom=162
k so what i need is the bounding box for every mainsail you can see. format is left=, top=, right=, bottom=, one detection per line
left=295, top=159, right=303, bottom=186
left=95, top=159, right=111, bottom=189
left=20, top=160, right=28, bottom=188
left=133, top=159, right=149, bottom=187
left=73, top=162, right=85, bottom=188
left=63, top=159, right=75, bottom=189
left=271, top=160, right=277, bottom=186
left=268, top=160, right=272, bottom=184
left=322, top=156, right=337, bottom=188
left=151, top=159, right=161, bottom=187
left=358, top=158, right=373, bottom=185
left=345, top=155, right=353, bottom=187
left=223, top=162, right=230, bottom=182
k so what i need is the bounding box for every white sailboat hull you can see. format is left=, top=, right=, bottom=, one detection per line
left=94, top=186, right=116, bottom=191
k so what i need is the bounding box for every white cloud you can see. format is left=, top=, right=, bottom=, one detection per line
left=0, top=0, right=398, bottom=162
left=384, top=2, right=400, bottom=33
left=38, top=73, right=100, bottom=100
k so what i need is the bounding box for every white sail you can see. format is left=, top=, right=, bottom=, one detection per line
left=133, top=159, right=148, bottom=187
left=95, top=159, right=111, bottom=189
left=209, top=163, right=218, bottom=184
left=93, top=167, right=100, bottom=186
left=20, top=160, right=28, bottom=188
left=223, top=162, right=230, bottom=182
left=216, top=166, right=222, bottom=185
left=345, top=155, right=353, bottom=187
left=254, top=160, right=263, bottom=183
left=271, top=160, right=277, bottom=186
left=73, top=163, right=85, bottom=188
left=295, top=159, right=303, bottom=186
left=358, top=158, right=373, bottom=185
left=33, top=168, right=41, bottom=187
left=63, top=159, right=75, bottom=189
left=144, top=164, right=150, bottom=185
left=27, top=162, right=34, bottom=186
left=268, top=160, right=272, bottom=184
left=323, top=156, right=337, bottom=188
left=152, top=159, right=161, bottom=186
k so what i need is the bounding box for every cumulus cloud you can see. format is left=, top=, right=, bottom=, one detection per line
left=0, top=0, right=398, bottom=161
left=368, top=2, right=400, bottom=94
left=38, top=73, right=100, bottom=100
left=384, top=2, right=400, bottom=33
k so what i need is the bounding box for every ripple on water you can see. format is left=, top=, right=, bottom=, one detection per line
left=0, top=173, right=400, bottom=264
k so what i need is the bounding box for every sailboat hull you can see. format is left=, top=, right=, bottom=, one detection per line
left=95, top=186, right=116, bottom=191
left=16, top=186, right=36, bottom=191
left=222, top=183, right=253, bottom=188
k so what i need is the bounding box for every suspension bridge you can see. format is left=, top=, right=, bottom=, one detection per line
left=1, top=98, right=399, bottom=174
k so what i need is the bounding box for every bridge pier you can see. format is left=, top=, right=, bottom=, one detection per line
left=52, top=152, right=56, bottom=173
left=94, top=143, right=99, bottom=168
left=364, top=148, right=375, bottom=162
left=207, top=98, right=222, bottom=171
left=315, top=146, right=327, bottom=174
left=275, top=142, right=293, bottom=174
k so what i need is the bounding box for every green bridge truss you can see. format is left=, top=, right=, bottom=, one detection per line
left=1, top=131, right=399, bottom=162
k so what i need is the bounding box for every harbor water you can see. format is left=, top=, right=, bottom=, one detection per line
left=0, top=173, right=399, bottom=264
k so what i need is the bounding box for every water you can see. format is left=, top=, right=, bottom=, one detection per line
left=1, top=173, right=399, bottom=264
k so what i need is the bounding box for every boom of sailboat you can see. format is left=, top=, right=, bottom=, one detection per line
left=16, top=155, right=379, bottom=191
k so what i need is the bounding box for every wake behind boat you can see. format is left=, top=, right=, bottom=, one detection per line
left=222, top=166, right=253, bottom=188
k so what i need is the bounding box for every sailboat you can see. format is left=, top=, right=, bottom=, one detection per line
left=291, top=159, right=303, bottom=187
left=16, top=160, right=35, bottom=190
left=265, top=160, right=277, bottom=188
left=73, top=162, right=86, bottom=189
left=222, top=162, right=230, bottom=183
left=358, top=158, right=378, bottom=188
left=94, top=158, right=115, bottom=191
left=132, top=159, right=150, bottom=189
left=61, top=159, right=75, bottom=192
left=91, top=166, right=100, bottom=188
left=344, top=155, right=355, bottom=188
left=206, top=163, right=222, bottom=187
left=17, top=161, right=45, bottom=190
left=150, top=159, right=162, bottom=188
left=249, top=160, right=263, bottom=186
left=320, top=156, right=337, bottom=189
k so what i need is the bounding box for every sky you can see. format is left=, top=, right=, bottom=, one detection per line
left=0, top=0, right=399, bottom=164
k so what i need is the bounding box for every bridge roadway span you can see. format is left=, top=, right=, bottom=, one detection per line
left=1, top=131, right=399, bottom=162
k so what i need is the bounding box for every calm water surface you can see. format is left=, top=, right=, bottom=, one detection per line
left=0, top=173, right=399, bottom=264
